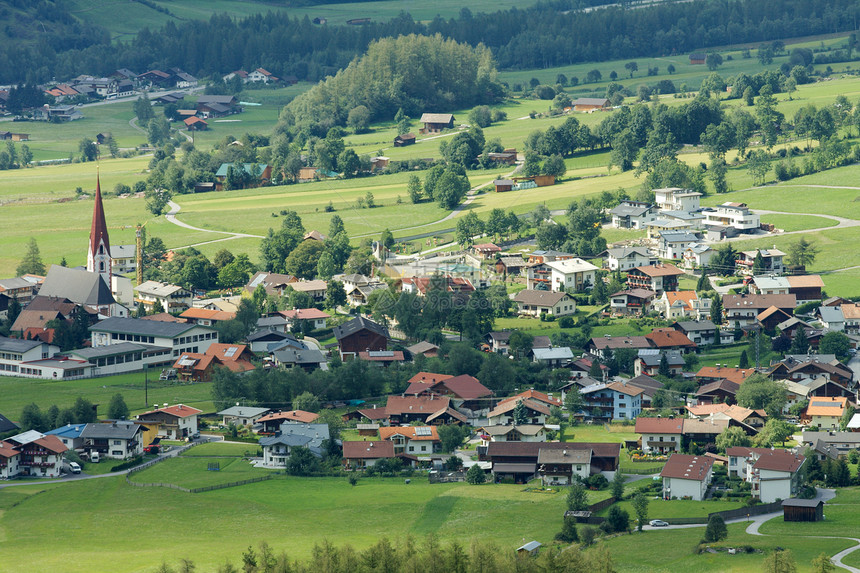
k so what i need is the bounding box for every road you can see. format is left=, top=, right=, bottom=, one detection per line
left=164, top=200, right=264, bottom=250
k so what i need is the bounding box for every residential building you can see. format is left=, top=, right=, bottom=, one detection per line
left=271, top=347, right=327, bottom=371
left=682, top=243, right=714, bottom=269
left=586, top=335, right=652, bottom=360
left=110, top=245, right=136, bottom=274
left=626, top=264, right=684, bottom=295
left=136, top=404, right=201, bottom=440
left=538, top=448, right=592, bottom=486
left=730, top=448, right=805, bottom=503
left=671, top=320, right=722, bottom=346
left=531, top=347, right=574, bottom=367
left=480, top=425, right=547, bottom=444
left=654, top=290, right=711, bottom=321
left=609, top=201, right=656, bottom=229
left=405, top=341, right=440, bottom=359
left=695, top=366, right=756, bottom=385
left=495, top=256, right=529, bottom=278
left=646, top=218, right=694, bottom=239
left=342, top=440, right=396, bottom=470
left=172, top=353, right=223, bottom=382
left=379, top=426, right=440, bottom=456
left=179, top=307, right=235, bottom=326
left=721, top=294, right=796, bottom=327
left=483, top=441, right=620, bottom=483
left=543, top=258, right=600, bottom=292
left=646, top=328, right=697, bottom=354
left=0, top=275, right=42, bottom=303
left=654, top=188, right=701, bottom=212
left=89, top=317, right=218, bottom=358
left=218, top=406, right=270, bottom=427
left=487, top=399, right=550, bottom=426
left=635, top=417, right=684, bottom=454
left=694, top=379, right=740, bottom=405
left=803, top=397, right=848, bottom=429
left=257, top=410, right=320, bottom=434
left=247, top=68, right=278, bottom=83
left=625, top=374, right=664, bottom=408
left=259, top=423, right=330, bottom=468
left=603, top=247, right=656, bottom=271
left=579, top=381, right=643, bottom=421
left=80, top=421, right=144, bottom=460
left=214, top=163, right=271, bottom=188
left=205, top=343, right=255, bottom=373
left=769, top=355, right=853, bottom=387
left=609, top=288, right=657, bottom=315
left=572, top=97, right=611, bottom=111
left=247, top=329, right=302, bottom=353
left=657, top=231, right=700, bottom=260
left=800, top=431, right=860, bottom=458
left=660, top=454, right=714, bottom=501
left=135, top=281, right=192, bottom=314
left=471, top=243, right=502, bottom=259
left=686, top=403, right=766, bottom=434
left=385, top=395, right=451, bottom=425
left=512, top=290, right=576, bottom=317
left=701, top=202, right=760, bottom=233
left=333, top=316, right=389, bottom=359
left=1, top=430, right=67, bottom=478
left=403, top=373, right=492, bottom=413
left=736, top=248, right=785, bottom=276
left=634, top=349, right=685, bottom=377
left=276, top=308, right=330, bottom=331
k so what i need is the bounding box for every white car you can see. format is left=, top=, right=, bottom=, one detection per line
left=68, top=462, right=81, bottom=474
left=649, top=519, right=669, bottom=527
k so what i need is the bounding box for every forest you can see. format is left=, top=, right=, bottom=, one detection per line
left=3, top=0, right=860, bottom=85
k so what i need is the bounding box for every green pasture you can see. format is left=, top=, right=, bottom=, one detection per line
left=129, top=456, right=269, bottom=489
left=0, top=474, right=567, bottom=572
left=564, top=422, right=639, bottom=445
left=179, top=442, right=258, bottom=457
left=0, top=371, right=217, bottom=422
left=600, top=498, right=744, bottom=520
left=761, top=214, right=839, bottom=232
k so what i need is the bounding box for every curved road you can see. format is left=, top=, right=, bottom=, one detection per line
left=165, top=200, right=264, bottom=250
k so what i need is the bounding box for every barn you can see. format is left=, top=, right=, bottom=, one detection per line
left=689, top=53, right=706, bottom=65
left=782, top=498, right=824, bottom=522
left=572, top=98, right=610, bottom=112
left=394, top=133, right=416, bottom=146
left=419, top=113, right=455, bottom=134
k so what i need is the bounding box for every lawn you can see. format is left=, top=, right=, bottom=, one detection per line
left=0, top=474, right=568, bottom=572
left=0, top=371, right=217, bottom=422
left=128, top=456, right=269, bottom=489
left=179, top=441, right=258, bottom=457
left=599, top=498, right=744, bottom=520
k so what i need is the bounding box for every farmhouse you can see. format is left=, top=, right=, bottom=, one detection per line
left=80, top=421, right=144, bottom=460
left=379, top=426, right=440, bottom=455
left=660, top=453, right=714, bottom=500
left=1, top=431, right=67, bottom=478
left=480, top=425, right=547, bottom=444
left=393, top=133, right=415, bottom=146
left=603, top=247, right=655, bottom=271
left=334, top=316, right=389, bottom=359
left=136, top=404, right=201, bottom=440
left=635, top=417, right=684, bottom=454
left=609, top=288, right=657, bottom=316
left=537, top=448, right=592, bottom=486
left=257, top=410, right=320, bottom=433
left=419, top=113, right=455, bottom=133
left=342, top=441, right=396, bottom=470
left=721, top=294, right=796, bottom=327
left=487, top=399, right=550, bottom=426
left=484, top=441, right=619, bottom=483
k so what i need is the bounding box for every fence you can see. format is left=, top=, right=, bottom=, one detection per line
left=126, top=471, right=273, bottom=493
left=588, top=496, right=617, bottom=513
left=622, top=465, right=665, bottom=475
left=709, top=501, right=782, bottom=522
left=429, top=471, right=466, bottom=484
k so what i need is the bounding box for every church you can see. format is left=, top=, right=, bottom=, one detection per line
left=38, top=177, right=134, bottom=317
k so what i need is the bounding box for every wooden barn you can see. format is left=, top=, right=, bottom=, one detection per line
left=689, top=53, right=706, bottom=65
left=494, top=179, right=514, bottom=192
left=394, top=133, right=415, bottom=146
left=782, top=498, right=824, bottom=522
left=419, top=113, right=455, bottom=134
left=572, top=98, right=610, bottom=112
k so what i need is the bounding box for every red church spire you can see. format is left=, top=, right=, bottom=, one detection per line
left=89, top=173, right=111, bottom=257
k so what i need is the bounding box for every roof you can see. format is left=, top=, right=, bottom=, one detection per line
left=426, top=406, right=468, bottom=424
left=695, top=366, right=755, bottom=384
left=206, top=343, right=251, bottom=362
left=259, top=423, right=330, bottom=454
left=752, top=450, right=805, bottom=473
left=486, top=441, right=620, bottom=460
left=659, top=230, right=699, bottom=243
left=630, top=264, right=684, bottom=277
left=673, top=320, right=716, bottom=332
left=646, top=328, right=696, bottom=349
left=782, top=498, right=824, bottom=508
left=333, top=316, right=389, bottom=341
left=472, top=243, right=502, bottom=252
left=405, top=341, right=440, bottom=355
left=180, top=308, right=235, bottom=321
left=545, top=258, right=600, bottom=274
left=379, top=426, right=439, bottom=441
left=606, top=246, right=651, bottom=259
left=89, top=176, right=111, bottom=259
left=217, top=406, right=270, bottom=418
left=279, top=308, right=330, bottom=321
left=500, top=389, right=562, bottom=408
left=659, top=453, right=714, bottom=481
left=138, top=404, right=202, bottom=419
left=173, top=353, right=218, bottom=372
left=0, top=412, right=18, bottom=434
left=136, top=281, right=188, bottom=297
left=92, top=317, right=210, bottom=338
left=272, top=347, right=325, bottom=366
left=481, top=424, right=545, bottom=437
left=626, top=374, right=664, bottom=395
left=722, top=293, right=796, bottom=311
left=635, top=417, right=683, bottom=434
left=343, top=440, right=395, bottom=459
left=785, top=275, right=825, bottom=288
left=610, top=203, right=652, bottom=217
left=664, top=291, right=698, bottom=311
left=406, top=371, right=453, bottom=387
left=612, top=288, right=657, bottom=300
left=681, top=418, right=728, bottom=435
left=357, top=350, right=405, bottom=362
left=532, top=347, right=574, bottom=361
left=589, top=335, right=651, bottom=350
left=0, top=335, right=47, bottom=354
left=513, top=289, right=572, bottom=307
left=573, top=97, right=609, bottom=106
left=605, top=381, right=645, bottom=397
left=806, top=397, right=847, bottom=417
left=38, top=265, right=115, bottom=307
left=441, top=374, right=493, bottom=399
left=385, top=395, right=450, bottom=416
left=259, top=410, right=320, bottom=424
left=487, top=398, right=551, bottom=419
left=65, top=342, right=162, bottom=360
left=419, top=113, right=454, bottom=124
left=79, top=421, right=141, bottom=441
left=537, top=448, right=591, bottom=465
left=695, top=379, right=740, bottom=396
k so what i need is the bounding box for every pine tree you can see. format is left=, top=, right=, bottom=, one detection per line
left=696, top=267, right=709, bottom=291
left=790, top=327, right=809, bottom=355
left=738, top=349, right=750, bottom=369
left=710, top=294, right=723, bottom=326
left=16, top=237, right=46, bottom=276
left=658, top=353, right=672, bottom=377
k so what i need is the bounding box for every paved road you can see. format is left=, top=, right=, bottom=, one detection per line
left=164, top=200, right=264, bottom=250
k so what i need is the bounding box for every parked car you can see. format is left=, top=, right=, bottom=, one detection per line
left=649, top=520, right=669, bottom=527
left=68, top=462, right=81, bottom=474
left=90, top=451, right=100, bottom=463
left=143, top=445, right=160, bottom=455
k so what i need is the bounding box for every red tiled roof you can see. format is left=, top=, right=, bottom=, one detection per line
left=180, top=308, right=235, bottom=321
left=440, top=374, right=492, bottom=400
left=634, top=417, right=683, bottom=434
left=33, top=434, right=68, bottom=454
left=631, top=264, right=684, bottom=277
left=752, top=450, right=805, bottom=473
left=342, top=440, right=395, bottom=459
left=173, top=353, right=218, bottom=372
left=659, top=453, right=714, bottom=480
left=385, top=395, right=450, bottom=415
left=140, top=404, right=202, bottom=419
left=379, top=426, right=440, bottom=441
left=279, top=308, right=330, bottom=320
left=646, top=328, right=697, bottom=349
left=695, top=366, right=755, bottom=384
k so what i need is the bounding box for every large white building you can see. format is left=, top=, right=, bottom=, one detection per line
left=702, top=202, right=760, bottom=233
left=660, top=453, right=714, bottom=501
left=654, top=188, right=702, bottom=212
left=527, top=258, right=599, bottom=292
left=135, top=281, right=193, bottom=314
left=89, top=317, right=218, bottom=359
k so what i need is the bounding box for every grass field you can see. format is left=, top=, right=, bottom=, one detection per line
left=179, top=442, right=257, bottom=457
left=129, top=456, right=269, bottom=489
left=599, top=498, right=744, bottom=520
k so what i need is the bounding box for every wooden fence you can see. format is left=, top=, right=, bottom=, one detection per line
left=708, top=501, right=782, bottom=522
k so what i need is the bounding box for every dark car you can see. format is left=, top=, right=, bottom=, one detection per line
left=144, top=445, right=160, bottom=455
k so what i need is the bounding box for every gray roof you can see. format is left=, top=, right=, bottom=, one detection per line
left=80, top=421, right=142, bottom=440
left=659, top=230, right=700, bottom=243
left=333, top=316, right=389, bottom=341
left=259, top=422, right=330, bottom=455
left=673, top=320, right=717, bottom=332
left=818, top=306, right=844, bottom=323
left=420, top=113, right=454, bottom=124
left=110, top=245, right=135, bottom=259
left=273, top=347, right=326, bottom=365
left=0, top=277, right=38, bottom=290
left=217, top=406, right=270, bottom=417
left=610, top=203, right=652, bottom=217
left=537, top=448, right=591, bottom=465
left=0, top=335, right=46, bottom=353
left=405, top=341, right=439, bottom=354
left=802, top=431, right=860, bottom=445
left=256, top=316, right=288, bottom=328
left=39, top=265, right=115, bottom=308
left=0, top=412, right=19, bottom=433
left=246, top=329, right=296, bottom=343
left=532, top=347, right=574, bottom=361
left=637, top=351, right=684, bottom=367
left=513, top=290, right=571, bottom=307
left=606, top=247, right=651, bottom=259
left=91, top=317, right=207, bottom=338
left=661, top=210, right=705, bottom=221
left=65, top=342, right=157, bottom=359
left=573, top=97, right=609, bottom=106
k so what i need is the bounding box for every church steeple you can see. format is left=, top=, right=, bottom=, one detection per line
left=86, top=174, right=112, bottom=285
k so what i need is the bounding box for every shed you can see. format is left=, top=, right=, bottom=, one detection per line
left=394, top=133, right=415, bottom=147
left=782, top=498, right=824, bottom=522
left=493, top=179, right=514, bottom=192
left=516, top=541, right=542, bottom=556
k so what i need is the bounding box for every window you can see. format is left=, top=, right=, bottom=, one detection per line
left=421, top=445, right=427, bottom=452
left=619, top=413, right=626, bottom=418
left=113, top=440, right=121, bottom=445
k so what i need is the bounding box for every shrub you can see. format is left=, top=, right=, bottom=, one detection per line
left=606, top=506, right=630, bottom=533
left=703, top=515, right=728, bottom=542
left=466, top=464, right=486, bottom=484
left=348, top=475, right=359, bottom=486
left=558, top=316, right=574, bottom=328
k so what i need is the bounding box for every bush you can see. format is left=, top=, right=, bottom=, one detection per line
left=348, top=475, right=359, bottom=486
left=587, top=473, right=609, bottom=490
left=606, top=506, right=630, bottom=533
left=558, top=316, right=574, bottom=328
left=703, top=515, right=727, bottom=542
left=466, top=464, right=486, bottom=484
left=580, top=525, right=596, bottom=546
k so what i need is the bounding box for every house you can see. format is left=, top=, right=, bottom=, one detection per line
left=513, top=290, right=576, bottom=317
left=179, top=307, right=235, bottom=327
left=258, top=423, right=330, bottom=468
left=645, top=219, right=692, bottom=239
left=79, top=421, right=144, bottom=460
left=110, top=244, right=137, bottom=274
left=803, top=397, right=848, bottom=429
left=136, top=404, right=201, bottom=440
left=542, top=258, right=600, bottom=292
left=184, top=116, right=208, bottom=131
left=487, top=399, right=550, bottom=426
left=195, top=95, right=240, bottom=117
left=660, top=454, right=714, bottom=501
left=495, top=256, right=528, bottom=278
left=472, top=243, right=502, bottom=259
left=572, top=97, right=611, bottom=111
left=214, top=163, right=271, bottom=189
left=701, top=202, right=760, bottom=234
left=271, top=347, right=327, bottom=372
left=531, top=347, right=574, bottom=367
left=769, top=355, right=853, bottom=387
left=730, top=447, right=806, bottom=503
left=0, top=275, right=42, bottom=303
left=817, top=305, right=846, bottom=331
left=45, top=423, right=86, bottom=451
left=635, top=417, right=684, bottom=454
left=135, top=281, right=192, bottom=314
left=603, top=247, right=656, bottom=272
left=646, top=328, right=697, bottom=353
left=538, top=448, right=592, bottom=486
left=405, top=341, right=440, bottom=359
left=1, top=431, right=67, bottom=478
left=500, top=389, right=562, bottom=410
left=671, top=320, right=721, bottom=346
left=689, top=53, right=706, bottom=64
left=480, top=425, right=547, bottom=444
left=484, top=441, right=620, bottom=483
left=609, top=201, right=656, bottom=229
left=256, top=316, right=289, bottom=333
left=89, top=317, right=218, bottom=358
left=657, top=231, right=701, bottom=260
left=682, top=243, right=714, bottom=269
left=289, top=280, right=328, bottom=303
left=625, top=374, right=664, bottom=408
left=654, top=188, right=702, bottom=212
left=634, top=349, right=685, bottom=377
left=626, top=264, right=684, bottom=295
left=686, top=403, right=766, bottom=434
left=579, top=381, right=643, bottom=421
left=218, top=406, right=270, bottom=427
left=586, top=335, right=652, bottom=360
left=257, top=410, right=320, bottom=434
left=527, top=250, right=577, bottom=265
left=695, top=365, right=756, bottom=385
left=655, top=291, right=711, bottom=321
left=609, top=288, right=657, bottom=316
left=800, top=431, right=860, bottom=458
left=419, top=113, right=455, bottom=133
left=393, top=133, right=415, bottom=146
left=400, top=276, right=475, bottom=297
left=722, top=294, right=796, bottom=327
left=174, top=352, right=225, bottom=382
left=785, top=275, right=825, bottom=305
left=385, top=395, right=451, bottom=425
left=333, top=316, right=389, bottom=359
left=342, top=440, right=396, bottom=470
left=736, top=248, right=786, bottom=276
left=276, top=308, right=330, bottom=331
left=404, top=373, right=492, bottom=413
left=379, top=426, right=440, bottom=455
left=247, top=329, right=302, bottom=353
left=695, top=379, right=740, bottom=405
left=247, top=68, right=278, bottom=83
left=783, top=499, right=825, bottom=522
left=357, top=350, right=406, bottom=367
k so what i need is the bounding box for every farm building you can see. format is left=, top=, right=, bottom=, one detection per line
left=572, top=98, right=610, bottom=111
left=689, top=53, right=706, bottom=64
left=494, top=179, right=514, bottom=192
left=394, top=133, right=415, bottom=146
left=419, top=113, right=455, bottom=133
left=782, top=498, right=824, bottom=522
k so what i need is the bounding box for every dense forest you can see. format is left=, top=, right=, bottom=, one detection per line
left=3, top=0, right=860, bottom=84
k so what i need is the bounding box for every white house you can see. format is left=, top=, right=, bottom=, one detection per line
left=660, top=453, right=714, bottom=501
left=135, top=281, right=193, bottom=313
left=682, top=243, right=714, bottom=269
left=487, top=399, right=549, bottom=426
left=634, top=417, right=684, bottom=454
left=258, top=423, right=330, bottom=468
left=657, top=231, right=700, bottom=260
left=609, top=201, right=657, bottom=229
left=537, top=448, right=591, bottom=486
left=80, top=421, right=144, bottom=460
left=512, top=290, right=576, bottom=317
left=89, top=317, right=218, bottom=359
left=218, top=406, right=271, bottom=427
left=728, top=447, right=805, bottom=503
left=379, top=426, right=440, bottom=456
left=604, top=247, right=655, bottom=271
left=654, top=188, right=702, bottom=212
left=480, top=425, right=547, bottom=444
left=702, top=202, right=760, bottom=233
left=545, top=258, right=600, bottom=292
left=1, top=430, right=67, bottom=478
left=136, top=404, right=201, bottom=440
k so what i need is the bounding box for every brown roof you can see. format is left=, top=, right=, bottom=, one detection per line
left=695, top=379, right=740, bottom=396
left=342, top=440, right=395, bottom=459
left=722, top=293, right=796, bottom=311
left=681, top=418, right=728, bottom=435
left=646, top=328, right=697, bottom=349
left=841, top=303, right=860, bottom=320
left=172, top=353, right=218, bottom=372
left=440, top=374, right=493, bottom=400
left=634, top=417, right=684, bottom=434
left=139, top=404, right=201, bottom=419
left=487, top=398, right=551, bottom=418
left=660, top=453, right=714, bottom=480
left=752, top=450, right=805, bottom=473
left=695, top=366, right=755, bottom=384
left=385, top=395, right=450, bottom=416
left=806, top=397, right=847, bottom=417
left=140, top=312, right=187, bottom=323
left=379, top=426, right=439, bottom=441
left=757, top=306, right=792, bottom=322
left=486, top=441, right=620, bottom=460
left=407, top=372, right=453, bottom=385
left=180, top=307, right=235, bottom=321
left=605, top=381, right=645, bottom=397
left=785, top=275, right=824, bottom=288
left=631, top=264, right=684, bottom=277
left=513, top=290, right=572, bottom=307
left=278, top=308, right=330, bottom=320
left=537, top=448, right=591, bottom=465
left=588, top=336, right=652, bottom=351
left=357, top=407, right=388, bottom=421
left=258, top=410, right=320, bottom=424
left=426, top=406, right=468, bottom=424
left=500, top=389, right=561, bottom=408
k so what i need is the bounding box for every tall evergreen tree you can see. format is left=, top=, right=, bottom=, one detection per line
left=17, top=237, right=46, bottom=276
